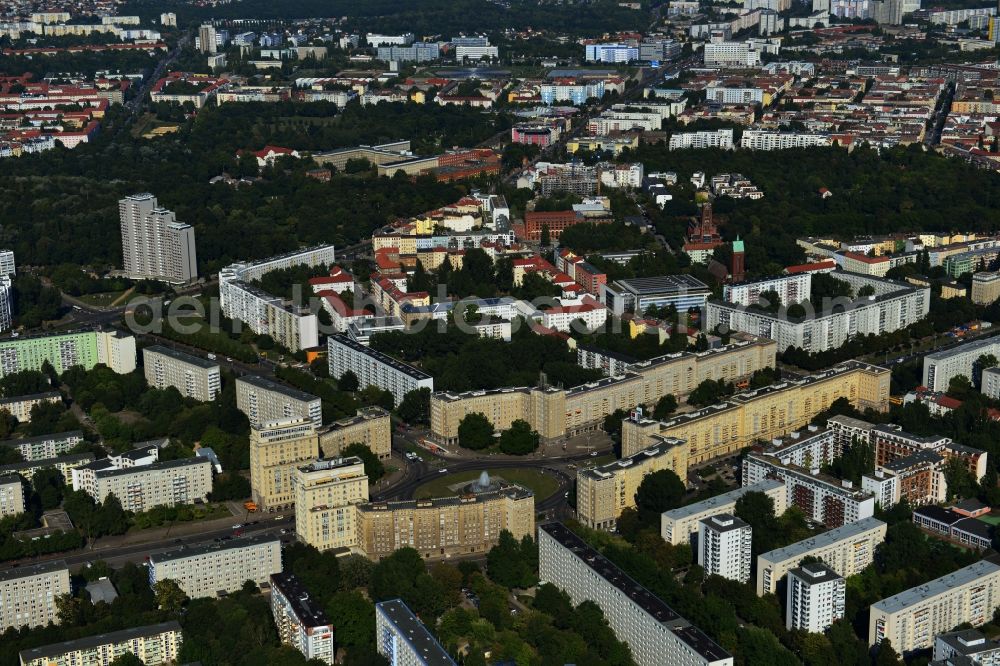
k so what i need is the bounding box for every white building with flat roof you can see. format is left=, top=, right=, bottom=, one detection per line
left=662, top=479, right=787, bottom=545
left=375, top=598, right=457, bottom=666
left=540, top=522, right=733, bottom=666
left=119, top=194, right=197, bottom=284
left=148, top=535, right=282, bottom=599
left=924, top=336, right=1000, bottom=393
left=0, top=473, right=23, bottom=517
left=236, top=375, right=322, bottom=428
left=786, top=563, right=845, bottom=633
left=270, top=573, right=335, bottom=664
left=328, top=334, right=433, bottom=406
left=698, top=513, right=752, bottom=583
left=143, top=345, right=221, bottom=402
left=0, top=561, right=70, bottom=631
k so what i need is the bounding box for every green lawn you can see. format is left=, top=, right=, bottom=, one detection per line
left=414, top=468, right=560, bottom=503
left=77, top=291, right=126, bottom=307
left=978, top=513, right=1000, bottom=526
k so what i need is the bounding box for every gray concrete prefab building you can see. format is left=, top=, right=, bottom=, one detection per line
left=148, top=535, right=282, bottom=599
left=143, top=345, right=221, bottom=401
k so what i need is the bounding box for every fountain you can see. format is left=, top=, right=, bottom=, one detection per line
left=465, top=470, right=502, bottom=494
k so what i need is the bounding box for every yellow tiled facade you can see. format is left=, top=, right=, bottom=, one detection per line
left=293, top=458, right=370, bottom=552
left=319, top=407, right=392, bottom=460
left=250, top=419, right=320, bottom=512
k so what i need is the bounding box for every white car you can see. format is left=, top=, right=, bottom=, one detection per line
left=439, top=468, right=448, bottom=474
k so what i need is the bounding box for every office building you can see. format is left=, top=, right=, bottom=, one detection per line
left=601, top=274, right=711, bottom=316
left=923, top=337, right=1000, bottom=392
left=869, top=560, right=1000, bottom=653
left=119, top=194, right=197, bottom=284
left=0, top=392, right=61, bottom=423
left=971, top=272, right=1000, bottom=305
left=270, top=573, right=334, bottom=664
left=0, top=473, right=23, bottom=516
left=431, top=338, right=777, bottom=448
left=698, top=513, right=752, bottom=583
left=219, top=246, right=336, bottom=351
left=584, top=43, right=639, bottom=63
left=0, top=561, right=70, bottom=631
left=236, top=375, right=322, bottom=428
left=142, top=345, right=221, bottom=402
left=358, top=486, right=534, bottom=560
left=933, top=629, right=1000, bottom=665
left=755, top=517, right=886, bottom=596
left=198, top=24, right=217, bottom=53
left=0, top=431, right=83, bottom=461
left=707, top=272, right=930, bottom=354
left=328, top=334, right=434, bottom=407
left=743, top=453, right=876, bottom=527
left=148, top=535, right=282, bottom=599
left=0, top=453, right=95, bottom=483
left=0, top=329, right=135, bottom=378
left=577, top=438, right=689, bottom=530
left=250, top=418, right=320, bottom=513
left=18, top=621, right=182, bottom=666
left=318, top=406, right=391, bottom=460
left=71, top=446, right=212, bottom=513
left=786, top=563, right=846, bottom=633
left=293, top=457, right=369, bottom=552
left=669, top=129, right=735, bottom=150
left=375, top=599, right=457, bottom=666
left=540, top=523, right=734, bottom=666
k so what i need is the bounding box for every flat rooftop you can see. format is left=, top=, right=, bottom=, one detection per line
left=541, top=522, right=731, bottom=663
left=663, top=479, right=784, bottom=521
left=143, top=344, right=220, bottom=369
left=0, top=430, right=83, bottom=448
left=614, top=274, right=710, bottom=296
left=580, top=439, right=685, bottom=481
left=0, top=391, right=60, bottom=405
left=271, top=572, right=332, bottom=628
left=758, top=517, right=886, bottom=564
left=95, top=456, right=210, bottom=480
left=0, top=559, right=67, bottom=583
left=361, top=485, right=532, bottom=512
left=376, top=599, right=457, bottom=666
left=18, top=622, right=181, bottom=662
left=789, top=562, right=842, bottom=585
left=0, top=452, right=94, bottom=473
left=330, top=334, right=432, bottom=381
left=872, top=559, right=1000, bottom=614
left=149, top=534, right=279, bottom=565
left=236, top=374, right=320, bottom=403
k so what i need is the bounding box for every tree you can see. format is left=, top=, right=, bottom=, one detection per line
left=943, top=457, right=979, bottom=500
left=540, top=224, right=551, bottom=247
left=874, top=639, right=903, bottom=666
left=396, top=387, right=430, bottom=424
left=602, top=408, right=628, bottom=436
left=735, top=491, right=780, bottom=556
left=486, top=531, right=538, bottom=589
left=653, top=394, right=677, bottom=420
left=948, top=374, right=974, bottom=399
left=342, top=443, right=385, bottom=482
left=858, top=284, right=876, bottom=298
left=109, top=654, right=145, bottom=666
left=327, top=590, right=376, bottom=651
left=498, top=419, right=540, bottom=455
left=32, top=467, right=65, bottom=510
left=457, top=412, right=494, bottom=450
left=634, top=470, right=686, bottom=519
left=338, top=371, right=360, bottom=392
left=153, top=579, right=188, bottom=613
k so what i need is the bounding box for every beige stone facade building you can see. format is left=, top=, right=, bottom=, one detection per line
left=319, top=407, right=392, bottom=460
left=577, top=438, right=689, bottom=530
left=250, top=418, right=320, bottom=512
left=293, top=457, right=370, bottom=552
left=430, top=338, right=778, bottom=445
left=356, top=486, right=534, bottom=560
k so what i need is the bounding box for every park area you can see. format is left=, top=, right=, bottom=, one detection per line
left=414, top=468, right=560, bottom=503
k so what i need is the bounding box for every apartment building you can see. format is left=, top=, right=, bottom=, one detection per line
left=601, top=274, right=712, bottom=316
left=375, top=599, right=457, bottom=666
left=72, top=454, right=212, bottom=513
left=722, top=273, right=811, bottom=308
left=18, top=621, right=182, bottom=666
left=924, top=336, right=1000, bottom=392
left=142, top=345, right=221, bottom=401
left=869, top=560, right=1000, bottom=653
left=0, top=392, right=62, bottom=423
left=707, top=273, right=930, bottom=354
left=219, top=245, right=336, bottom=351
left=293, top=457, right=369, bottom=552
left=870, top=423, right=987, bottom=481
left=0, top=250, right=12, bottom=276
left=698, top=513, right=752, bottom=583
left=0, top=275, right=11, bottom=333
left=119, top=194, right=197, bottom=284
left=148, top=535, right=282, bottom=599
left=0, top=561, right=70, bottom=631
left=971, top=272, right=1000, bottom=305
left=0, top=431, right=83, bottom=461
left=628, top=361, right=890, bottom=465
left=740, top=131, right=832, bottom=150
left=0, top=329, right=136, bottom=377
left=662, top=480, right=787, bottom=545
left=250, top=418, right=320, bottom=513
left=358, top=486, right=534, bottom=560
left=786, top=563, right=845, bottom=633
left=0, top=452, right=95, bottom=483
left=755, top=517, right=886, bottom=596
left=236, top=375, right=322, bottom=428
left=540, top=523, right=733, bottom=666
left=576, top=438, right=689, bottom=530
left=318, top=406, right=391, bottom=460
left=743, top=453, right=876, bottom=528
left=669, top=129, right=735, bottom=151
left=933, top=629, right=1000, bottom=665
left=431, top=338, right=777, bottom=448
left=703, top=41, right=767, bottom=68
left=328, top=334, right=434, bottom=406
left=270, top=573, right=334, bottom=664
left=0, top=473, right=23, bottom=516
